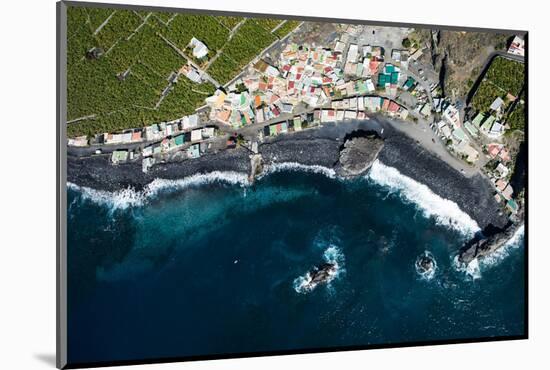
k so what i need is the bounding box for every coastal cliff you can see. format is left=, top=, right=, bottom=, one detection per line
left=459, top=219, right=524, bottom=264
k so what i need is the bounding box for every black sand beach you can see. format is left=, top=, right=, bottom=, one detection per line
left=67, top=118, right=508, bottom=230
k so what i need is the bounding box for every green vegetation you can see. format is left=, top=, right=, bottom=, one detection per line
left=153, top=11, right=174, bottom=23
left=66, top=5, right=221, bottom=137
left=506, top=97, right=526, bottom=132
left=223, top=20, right=276, bottom=65
left=273, top=20, right=301, bottom=39
left=401, top=38, right=411, bottom=48
left=207, top=54, right=241, bottom=85
left=471, top=82, right=505, bottom=113
left=471, top=56, right=524, bottom=113
left=235, top=82, right=247, bottom=93
left=255, top=18, right=284, bottom=32
left=164, top=14, right=229, bottom=53
left=217, top=16, right=243, bottom=30
left=67, top=5, right=299, bottom=137
left=68, top=79, right=215, bottom=137
left=85, top=7, right=114, bottom=31
left=485, top=57, right=525, bottom=95
left=206, top=19, right=277, bottom=84
left=93, top=11, right=142, bottom=52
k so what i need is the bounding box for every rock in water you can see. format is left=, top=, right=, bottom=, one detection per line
left=337, top=132, right=384, bottom=177
left=298, top=263, right=338, bottom=292
left=309, top=263, right=337, bottom=286
left=415, top=251, right=437, bottom=280
left=458, top=222, right=524, bottom=264
left=418, top=255, right=434, bottom=272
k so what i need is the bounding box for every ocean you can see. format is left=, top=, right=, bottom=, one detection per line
left=66, top=161, right=525, bottom=364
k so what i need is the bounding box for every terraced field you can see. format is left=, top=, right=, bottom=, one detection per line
left=66, top=5, right=301, bottom=137
left=471, top=56, right=525, bottom=115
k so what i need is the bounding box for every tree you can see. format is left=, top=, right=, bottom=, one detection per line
left=236, top=134, right=245, bottom=146
left=235, top=82, right=247, bottom=93
left=402, top=38, right=412, bottom=49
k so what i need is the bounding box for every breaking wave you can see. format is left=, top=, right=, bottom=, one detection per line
left=67, top=182, right=146, bottom=210
left=261, top=162, right=337, bottom=179
left=293, top=245, right=345, bottom=294
left=415, top=251, right=438, bottom=281
left=453, top=255, right=481, bottom=280
left=67, top=171, right=250, bottom=210
left=480, top=225, right=525, bottom=268
left=367, top=160, right=480, bottom=236
left=453, top=225, right=525, bottom=280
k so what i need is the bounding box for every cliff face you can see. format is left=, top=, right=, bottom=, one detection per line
left=412, top=29, right=510, bottom=100
left=458, top=221, right=523, bottom=264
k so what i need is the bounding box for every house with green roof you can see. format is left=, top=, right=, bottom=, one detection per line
left=174, top=134, right=185, bottom=146
left=506, top=199, right=518, bottom=214
left=187, top=144, right=200, bottom=159
left=378, top=63, right=400, bottom=88
left=111, top=150, right=128, bottom=164
left=464, top=121, right=479, bottom=137
left=378, top=73, right=389, bottom=87
left=481, top=115, right=496, bottom=132
left=403, top=77, right=415, bottom=91
left=452, top=127, right=468, bottom=142
left=472, top=112, right=486, bottom=128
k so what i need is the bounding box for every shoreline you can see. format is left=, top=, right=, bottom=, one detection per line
left=67, top=118, right=509, bottom=230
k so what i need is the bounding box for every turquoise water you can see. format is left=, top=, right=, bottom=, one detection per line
left=67, top=163, right=525, bottom=364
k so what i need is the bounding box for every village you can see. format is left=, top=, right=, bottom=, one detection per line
left=68, top=26, right=525, bottom=218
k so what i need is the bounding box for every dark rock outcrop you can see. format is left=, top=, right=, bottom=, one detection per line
left=336, top=131, right=384, bottom=177
left=458, top=221, right=523, bottom=264
left=306, top=263, right=337, bottom=288
left=417, top=254, right=435, bottom=273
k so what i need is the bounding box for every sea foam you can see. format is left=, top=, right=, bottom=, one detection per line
left=293, top=245, right=345, bottom=294
left=452, top=225, right=524, bottom=280
left=415, top=251, right=438, bottom=281
left=67, top=171, right=250, bottom=210
left=479, top=224, right=525, bottom=268
left=452, top=255, right=481, bottom=280
left=261, top=162, right=337, bottom=179
left=67, top=182, right=147, bottom=210
left=367, top=160, right=481, bottom=236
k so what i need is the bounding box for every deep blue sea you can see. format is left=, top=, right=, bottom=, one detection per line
left=67, top=161, right=525, bottom=364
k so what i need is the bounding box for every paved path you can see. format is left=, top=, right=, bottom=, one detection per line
left=93, top=10, right=116, bottom=35
left=203, top=19, right=246, bottom=72
left=158, top=34, right=221, bottom=87
left=385, top=118, right=479, bottom=178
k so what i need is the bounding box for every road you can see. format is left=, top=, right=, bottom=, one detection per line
left=158, top=34, right=221, bottom=87
left=386, top=118, right=479, bottom=177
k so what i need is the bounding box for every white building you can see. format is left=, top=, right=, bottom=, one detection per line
left=346, top=44, right=359, bottom=63
left=443, top=103, right=461, bottom=128
left=68, top=136, right=88, bottom=147
left=334, top=40, right=346, bottom=53
left=490, top=96, right=504, bottom=111
left=201, top=127, right=215, bottom=139
left=191, top=129, right=202, bottom=142
left=189, top=37, right=209, bottom=59
left=507, top=35, right=525, bottom=57
left=489, top=121, right=505, bottom=138
left=181, top=114, right=199, bottom=130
